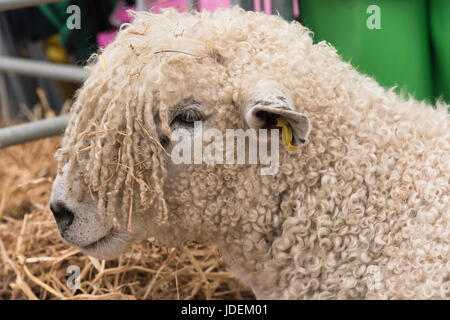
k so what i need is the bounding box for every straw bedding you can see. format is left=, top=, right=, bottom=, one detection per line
left=0, top=137, right=253, bottom=300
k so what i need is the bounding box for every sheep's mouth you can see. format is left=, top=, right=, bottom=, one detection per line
left=80, top=230, right=114, bottom=251
left=77, top=229, right=134, bottom=260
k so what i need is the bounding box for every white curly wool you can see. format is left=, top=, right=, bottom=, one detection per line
left=56, top=8, right=449, bottom=299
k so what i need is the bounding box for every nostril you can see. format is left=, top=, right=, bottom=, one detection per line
left=50, top=202, right=75, bottom=233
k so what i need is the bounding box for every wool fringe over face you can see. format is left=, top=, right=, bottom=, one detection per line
left=56, top=14, right=176, bottom=226
left=56, top=9, right=230, bottom=226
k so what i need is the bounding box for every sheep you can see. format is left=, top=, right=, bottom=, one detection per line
left=50, top=7, right=450, bottom=299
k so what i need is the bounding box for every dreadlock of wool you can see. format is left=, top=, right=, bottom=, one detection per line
left=54, top=14, right=187, bottom=226
left=55, top=9, right=223, bottom=227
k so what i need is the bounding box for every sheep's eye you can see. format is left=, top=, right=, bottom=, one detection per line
left=171, top=108, right=204, bottom=126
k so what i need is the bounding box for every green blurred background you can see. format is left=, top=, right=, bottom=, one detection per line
left=242, top=0, right=450, bottom=103
left=297, top=0, right=450, bottom=103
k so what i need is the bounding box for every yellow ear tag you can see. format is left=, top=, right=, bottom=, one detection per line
left=276, top=118, right=299, bottom=152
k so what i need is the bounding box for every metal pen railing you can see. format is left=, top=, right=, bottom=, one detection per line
left=0, top=56, right=88, bottom=82
left=0, top=0, right=66, bottom=11
left=0, top=0, right=85, bottom=147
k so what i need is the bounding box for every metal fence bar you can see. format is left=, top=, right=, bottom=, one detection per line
left=136, top=0, right=147, bottom=11
left=0, top=0, right=82, bottom=147
left=0, top=56, right=88, bottom=82
left=0, top=114, right=70, bottom=148
left=0, top=0, right=66, bottom=11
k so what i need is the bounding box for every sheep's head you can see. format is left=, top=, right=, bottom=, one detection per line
left=50, top=8, right=317, bottom=259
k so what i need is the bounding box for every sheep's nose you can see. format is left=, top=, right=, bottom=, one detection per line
left=50, top=203, right=74, bottom=233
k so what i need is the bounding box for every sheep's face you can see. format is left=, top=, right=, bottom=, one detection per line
left=50, top=9, right=314, bottom=259
left=50, top=84, right=309, bottom=259
left=51, top=163, right=148, bottom=259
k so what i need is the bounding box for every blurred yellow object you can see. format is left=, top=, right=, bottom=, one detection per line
left=44, top=35, right=77, bottom=101
left=45, top=35, right=70, bottom=64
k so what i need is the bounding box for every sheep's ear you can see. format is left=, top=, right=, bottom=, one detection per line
left=242, top=82, right=311, bottom=145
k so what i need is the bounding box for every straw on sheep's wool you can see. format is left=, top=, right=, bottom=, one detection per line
left=56, top=10, right=219, bottom=226
left=56, top=17, right=167, bottom=225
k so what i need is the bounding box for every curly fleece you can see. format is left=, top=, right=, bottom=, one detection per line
left=56, top=8, right=449, bottom=299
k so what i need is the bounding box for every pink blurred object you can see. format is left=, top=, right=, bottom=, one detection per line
left=198, top=0, right=230, bottom=12
left=263, top=0, right=271, bottom=14
left=97, top=30, right=118, bottom=48
left=253, top=0, right=261, bottom=12
left=115, top=5, right=135, bottom=23
left=149, top=0, right=187, bottom=13
left=253, top=0, right=271, bottom=14
left=293, top=0, right=299, bottom=19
